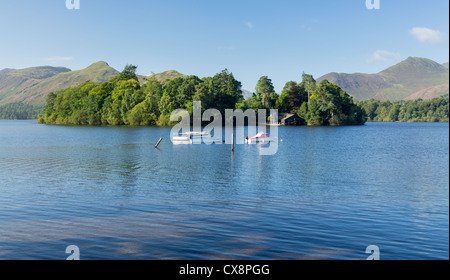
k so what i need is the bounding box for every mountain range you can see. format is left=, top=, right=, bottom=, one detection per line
left=0, top=57, right=448, bottom=107
left=0, top=62, right=119, bottom=106
left=317, top=57, right=449, bottom=101
left=0, top=62, right=190, bottom=106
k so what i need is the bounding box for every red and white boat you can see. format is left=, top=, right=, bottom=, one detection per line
left=245, top=132, right=274, bottom=143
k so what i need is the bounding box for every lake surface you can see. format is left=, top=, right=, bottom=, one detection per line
left=0, top=120, right=448, bottom=260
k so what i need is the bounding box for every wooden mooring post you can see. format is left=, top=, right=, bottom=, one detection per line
left=231, top=133, right=234, bottom=153
left=155, top=137, right=163, bottom=148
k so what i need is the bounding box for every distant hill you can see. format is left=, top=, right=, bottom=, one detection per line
left=151, top=70, right=186, bottom=82
left=0, top=62, right=119, bottom=106
left=318, top=57, right=449, bottom=101
left=404, top=84, right=449, bottom=101
left=0, top=66, right=71, bottom=102
left=138, top=70, right=186, bottom=84
left=0, top=62, right=191, bottom=107
left=0, top=68, right=13, bottom=76
left=2, top=58, right=448, bottom=107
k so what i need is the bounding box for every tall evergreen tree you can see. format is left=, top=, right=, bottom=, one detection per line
left=255, top=76, right=275, bottom=108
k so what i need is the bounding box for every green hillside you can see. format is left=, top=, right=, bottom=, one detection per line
left=0, top=63, right=190, bottom=119
left=144, top=70, right=186, bottom=83
left=0, top=66, right=71, bottom=102
left=318, top=57, right=450, bottom=101
left=0, top=62, right=119, bottom=106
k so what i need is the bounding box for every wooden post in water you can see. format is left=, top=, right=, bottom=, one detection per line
left=231, top=133, right=234, bottom=153
left=155, top=137, right=163, bottom=148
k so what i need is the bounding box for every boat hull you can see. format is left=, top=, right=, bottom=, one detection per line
left=245, top=138, right=274, bottom=144
left=172, top=136, right=224, bottom=145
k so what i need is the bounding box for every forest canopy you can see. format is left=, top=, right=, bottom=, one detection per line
left=358, top=96, right=449, bottom=123
left=37, top=65, right=368, bottom=126
left=0, top=103, right=43, bottom=120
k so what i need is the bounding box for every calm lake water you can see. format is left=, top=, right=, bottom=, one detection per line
left=0, top=120, right=448, bottom=260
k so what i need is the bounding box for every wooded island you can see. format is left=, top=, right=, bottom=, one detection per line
left=37, top=65, right=368, bottom=126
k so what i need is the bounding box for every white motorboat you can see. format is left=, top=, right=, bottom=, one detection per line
left=245, top=132, right=274, bottom=143
left=172, top=131, right=223, bottom=144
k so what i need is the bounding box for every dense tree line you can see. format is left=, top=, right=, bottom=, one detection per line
left=3, top=64, right=447, bottom=125
left=0, top=103, right=43, bottom=120
left=239, top=73, right=367, bottom=125
left=38, top=65, right=243, bottom=126
left=358, top=96, right=449, bottom=122
left=38, top=65, right=368, bottom=126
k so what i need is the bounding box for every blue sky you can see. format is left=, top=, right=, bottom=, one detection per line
left=0, top=0, right=448, bottom=92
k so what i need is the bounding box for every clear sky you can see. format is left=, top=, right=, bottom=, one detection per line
left=0, top=0, right=448, bottom=92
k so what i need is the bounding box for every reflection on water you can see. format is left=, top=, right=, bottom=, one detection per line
left=0, top=121, right=448, bottom=259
